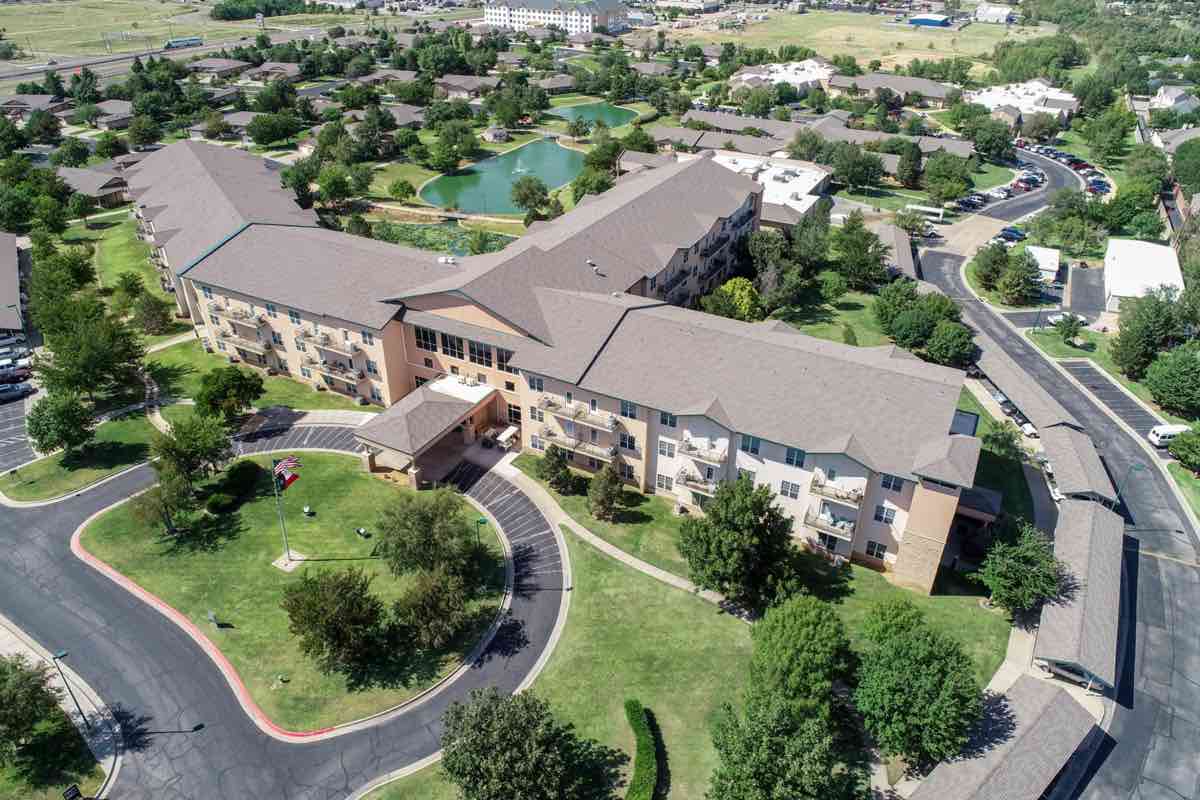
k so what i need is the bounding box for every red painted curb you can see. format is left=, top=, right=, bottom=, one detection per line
left=71, top=528, right=336, bottom=740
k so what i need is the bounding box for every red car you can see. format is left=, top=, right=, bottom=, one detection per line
left=0, top=367, right=30, bottom=384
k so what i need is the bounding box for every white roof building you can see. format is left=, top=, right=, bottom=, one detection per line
left=966, top=79, right=1080, bottom=119
left=1150, top=85, right=1200, bottom=115
left=1026, top=245, right=1061, bottom=283
left=1103, top=239, right=1185, bottom=311
left=708, top=151, right=831, bottom=225
left=974, top=3, right=1015, bottom=23
left=728, top=59, right=836, bottom=93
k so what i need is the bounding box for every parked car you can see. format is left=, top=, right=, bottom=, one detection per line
left=1020, top=422, right=1039, bottom=438
left=1046, top=312, right=1084, bottom=325
left=0, top=382, right=34, bottom=403
left=0, top=367, right=30, bottom=384
left=1148, top=423, right=1190, bottom=448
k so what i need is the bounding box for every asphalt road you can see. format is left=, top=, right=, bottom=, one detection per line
left=0, top=394, right=35, bottom=472
left=1058, top=361, right=1167, bottom=443
left=978, top=149, right=1085, bottom=222
left=0, top=424, right=566, bottom=799
left=920, top=247, right=1200, bottom=800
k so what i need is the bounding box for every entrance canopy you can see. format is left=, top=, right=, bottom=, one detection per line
left=355, top=376, right=496, bottom=462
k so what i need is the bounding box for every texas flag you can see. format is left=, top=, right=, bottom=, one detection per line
left=272, top=456, right=301, bottom=491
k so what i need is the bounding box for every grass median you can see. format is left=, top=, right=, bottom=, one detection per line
left=80, top=453, right=505, bottom=731
left=0, top=413, right=156, bottom=502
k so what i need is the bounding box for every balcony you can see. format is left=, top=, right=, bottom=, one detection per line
left=216, top=329, right=271, bottom=355
left=210, top=303, right=266, bottom=328
left=680, top=438, right=726, bottom=465
left=699, top=234, right=729, bottom=259
left=663, top=269, right=689, bottom=294
left=539, top=396, right=617, bottom=430
left=676, top=469, right=718, bottom=496
left=307, top=356, right=364, bottom=382
left=539, top=426, right=617, bottom=461
left=804, top=509, right=856, bottom=541
left=314, top=333, right=360, bottom=360
left=809, top=476, right=864, bottom=507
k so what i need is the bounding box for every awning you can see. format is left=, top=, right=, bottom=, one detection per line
left=496, top=425, right=519, bottom=446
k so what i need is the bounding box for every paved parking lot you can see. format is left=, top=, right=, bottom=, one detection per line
left=0, top=397, right=34, bottom=473
left=1059, top=361, right=1165, bottom=442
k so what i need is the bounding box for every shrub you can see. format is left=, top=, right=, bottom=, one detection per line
left=623, top=699, right=658, bottom=800
left=890, top=307, right=938, bottom=349
left=222, top=459, right=264, bottom=499
left=205, top=491, right=237, bottom=514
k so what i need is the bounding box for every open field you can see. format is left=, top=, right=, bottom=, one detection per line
left=669, top=12, right=1055, bottom=71
left=82, top=453, right=506, bottom=730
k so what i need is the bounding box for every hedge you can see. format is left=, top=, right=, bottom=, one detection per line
left=623, top=698, right=658, bottom=800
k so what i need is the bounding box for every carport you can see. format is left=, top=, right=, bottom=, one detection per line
left=355, top=377, right=498, bottom=486
left=1039, top=423, right=1116, bottom=504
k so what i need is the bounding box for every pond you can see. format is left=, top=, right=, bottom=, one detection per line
left=548, top=101, right=639, bottom=128
left=419, top=138, right=585, bottom=215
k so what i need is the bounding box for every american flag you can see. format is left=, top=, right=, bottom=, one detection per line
left=273, top=456, right=301, bottom=476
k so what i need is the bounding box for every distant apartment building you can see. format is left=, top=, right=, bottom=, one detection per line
left=653, top=0, right=720, bottom=11
left=483, top=0, right=628, bottom=35
left=966, top=79, right=1080, bottom=121
left=127, top=141, right=986, bottom=594
left=729, top=59, right=835, bottom=94
left=826, top=72, right=955, bottom=107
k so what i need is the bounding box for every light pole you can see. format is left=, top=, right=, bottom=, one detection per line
left=52, top=651, right=91, bottom=731
left=475, top=516, right=486, bottom=546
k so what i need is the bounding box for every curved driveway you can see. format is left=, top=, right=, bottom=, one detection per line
left=0, top=425, right=566, bottom=799
left=922, top=157, right=1200, bottom=799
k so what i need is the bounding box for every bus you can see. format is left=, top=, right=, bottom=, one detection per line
left=164, top=36, right=203, bottom=50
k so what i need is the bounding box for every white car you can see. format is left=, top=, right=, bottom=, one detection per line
left=1021, top=422, right=1039, bottom=438
left=1046, top=312, right=1084, bottom=326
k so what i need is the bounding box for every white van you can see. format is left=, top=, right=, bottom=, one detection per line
left=1148, top=424, right=1190, bottom=448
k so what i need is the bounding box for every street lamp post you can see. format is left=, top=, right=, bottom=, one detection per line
left=475, top=517, right=486, bottom=546
left=52, top=651, right=91, bottom=731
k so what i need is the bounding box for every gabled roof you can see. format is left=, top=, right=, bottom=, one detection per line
left=1040, top=424, right=1116, bottom=502
left=56, top=167, right=126, bottom=197
left=0, top=94, right=63, bottom=111
left=356, top=382, right=484, bottom=456
left=188, top=57, right=250, bottom=72
left=0, top=232, right=20, bottom=331
left=910, top=434, right=981, bottom=487
left=827, top=71, right=954, bottom=99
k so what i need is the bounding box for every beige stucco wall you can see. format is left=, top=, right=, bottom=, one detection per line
left=405, top=293, right=528, bottom=336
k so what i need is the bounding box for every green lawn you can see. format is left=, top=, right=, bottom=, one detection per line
left=159, top=403, right=197, bottom=429
left=774, top=289, right=890, bottom=347
left=1026, top=329, right=1192, bottom=426
left=955, top=389, right=1035, bottom=521
left=973, top=161, right=1016, bottom=191
left=1168, top=463, right=1200, bottom=520
left=147, top=340, right=370, bottom=412
left=0, top=413, right=155, bottom=501
left=369, top=531, right=755, bottom=800
left=548, top=92, right=605, bottom=108
left=835, top=184, right=932, bottom=213
left=0, top=705, right=104, bottom=800
left=81, top=453, right=506, bottom=731
left=367, top=160, right=440, bottom=200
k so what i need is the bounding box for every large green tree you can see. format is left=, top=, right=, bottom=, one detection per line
left=194, top=366, right=266, bottom=422
left=150, top=412, right=232, bottom=489
left=280, top=566, right=384, bottom=674
left=829, top=210, right=889, bottom=290
left=374, top=488, right=474, bottom=577
left=975, top=521, right=1064, bottom=614
left=751, top=595, right=854, bottom=706
left=1110, top=286, right=1183, bottom=379
left=25, top=392, right=95, bottom=456
left=0, top=654, right=60, bottom=764
left=1144, top=341, right=1200, bottom=418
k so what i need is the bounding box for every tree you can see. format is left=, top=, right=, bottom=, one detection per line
left=126, top=115, right=162, bottom=149
left=566, top=116, right=592, bottom=139
left=622, top=125, right=656, bottom=154
left=132, top=291, right=173, bottom=335
left=49, top=137, right=90, bottom=167
left=24, top=109, right=60, bottom=144
left=1124, top=144, right=1170, bottom=190
left=1167, top=426, right=1200, bottom=472
left=708, top=694, right=852, bottom=800
left=873, top=278, right=920, bottom=334
left=1144, top=341, right=1200, bottom=418
left=0, top=117, right=27, bottom=158
left=388, top=178, right=415, bottom=202
left=751, top=595, right=853, bottom=706
left=969, top=118, right=1014, bottom=162
left=1053, top=313, right=1084, bottom=344
left=35, top=312, right=144, bottom=400
left=245, top=113, right=301, bottom=146
left=976, top=520, right=1065, bottom=614
left=678, top=475, right=795, bottom=612
left=854, top=622, right=982, bottom=766
left=819, top=271, right=848, bottom=304
left=922, top=151, right=973, bottom=204
left=570, top=167, right=613, bottom=204
left=539, top=443, right=575, bottom=494
left=67, top=192, right=96, bottom=228
left=129, top=460, right=194, bottom=536
left=829, top=211, right=888, bottom=289
left=194, top=365, right=265, bottom=422
left=896, top=143, right=922, bottom=189
left=93, top=131, right=127, bottom=160
left=511, top=175, right=549, bottom=217
left=925, top=319, right=975, bottom=367
left=1020, top=111, right=1060, bottom=142
left=374, top=488, right=474, bottom=576
left=860, top=598, right=927, bottom=647
left=891, top=307, right=938, bottom=350
left=1128, top=210, right=1164, bottom=241
left=995, top=250, right=1042, bottom=306
left=317, top=163, right=352, bottom=208
left=1110, top=286, right=1183, bottom=379
left=982, top=419, right=1026, bottom=462
left=701, top=277, right=764, bottom=322
left=441, top=688, right=619, bottom=800
left=25, top=392, right=95, bottom=456
left=0, top=654, right=60, bottom=764
left=587, top=460, right=622, bottom=521
left=151, top=412, right=232, bottom=488
left=280, top=567, right=384, bottom=674
left=393, top=567, right=468, bottom=649
left=893, top=208, right=927, bottom=236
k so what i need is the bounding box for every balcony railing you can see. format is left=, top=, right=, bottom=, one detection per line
left=314, top=333, right=360, bottom=360
left=680, top=438, right=726, bottom=465
left=663, top=269, right=689, bottom=293
left=210, top=303, right=266, bottom=327
left=539, top=396, right=617, bottom=430
left=676, top=469, right=718, bottom=496
left=804, top=509, right=856, bottom=541
left=217, top=329, right=271, bottom=355
left=306, top=356, right=364, bottom=382
left=809, top=476, right=864, bottom=507
left=539, top=426, right=617, bottom=461
left=700, top=234, right=729, bottom=259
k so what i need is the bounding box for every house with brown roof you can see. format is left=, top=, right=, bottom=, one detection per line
left=826, top=72, right=955, bottom=107
left=56, top=167, right=128, bottom=207
left=435, top=74, right=501, bottom=99
left=536, top=74, right=577, bottom=94
left=186, top=58, right=252, bottom=80
left=246, top=62, right=303, bottom=83
left=139, top=140, right=984, bottom=592
left=356, top=69, right=419, bottom=87
left=187, top=111, right=264, bottom=144
left=0, top=94, right=72, bottom=122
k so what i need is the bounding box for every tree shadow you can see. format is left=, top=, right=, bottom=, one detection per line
left=156, top=510, right=245, bottom=555
left=479, top=612, right=530, bottom=662
left=611, top=489, right=653, bottom=526
left=108, top=703, right=153, bottom=752
left=790, top=548, right=852, bottom=604
left=61, top=439, right=150, bottom=474
left=566, top=732, right=629, bottom=800
left=144, top=360, right=195, bottom=400
left=958, top=690, right=1017, bottom=759
left=10, top=710, right=99, bottom=788
left=341, top=624, right=448, bottom=693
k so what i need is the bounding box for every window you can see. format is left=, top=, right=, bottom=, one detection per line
left=528, top=375, right=544, bottom=392
left=785, top=448, right=805, bottom=468
left=300, top=366, right=312, bottom=378
left=660, top=411, right=677, bottom=427
left=620, top=399, right=638, bottom=419
left=881, top=473, right=905, bottom=492
left=740, top=435, right=760, bottom=455
left=531, top=435, right=545, bottom=451
left=216, top=340, right=226, bottom=351
left=874, top=505, right=896, bottom=525
left=361, top=330, right=375, bottom=346
left=209, top=314, right=219, bottom=326
left=508, top=404, right=522, bottom=424
left=468, top=340, right=493, bottom=367
left=589, top=428, right=599, bottom=443
left=497, top=348, right=517, bottom=374
left=866, top=540, right=887, bottom=559
left=415, top=376, right=428, bottom=388
left=564, top=450, right=575, bottom=462
left=271, top=331, right=283, bottom=345
left=656, top=474, right=674, bottom=491
left=288, top=309, right=301, bottom=325
left=295, top=339, right=306, bottom=353
left=424, top=357, right=433, bottom=369
left=619, top=463, right=634, bottom=480
left=477, top=373, right=487, bottom=384
left=202, top=286, right=213, bottom=300
left=365, top=359, right=379, bottom=376
left=370, top=386, right=382, bottom=402
left=265, top=303, right=277, bottom=318
left=619, top=432, right=637, bottom=451
left=658, top=439, right=675, bottom=458
left=817, top=532, right=838, bottom=551
left=780, top=480, right=800, bottom=499
left=587, top=457, right=599, bottom=469
left=529, top=406, right=544, bottom=423
left=505, top=380, right=515, bottom=392
left=738, top=468, right=756, bottom=484
left=589, top=398, right=598, bottom=413
left=441, top=333, right=464, bottom=360
left=827, top=467, right=838, bottom=480
left=450, top=365, right=459, bottom=375
left=414, top=326, right=438, bottom=352
left=563, top=420, right=575, bottom=437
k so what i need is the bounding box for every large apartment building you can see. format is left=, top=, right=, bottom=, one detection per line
left=483, top=0, right=628, bottom=34
left=127, top=141, right=984, bottom=593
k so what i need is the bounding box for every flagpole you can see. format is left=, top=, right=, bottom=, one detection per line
left=272, top=459, right=292, bottom=562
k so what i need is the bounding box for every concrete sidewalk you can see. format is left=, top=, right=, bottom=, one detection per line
left=0, top=611, right=122, bottom=798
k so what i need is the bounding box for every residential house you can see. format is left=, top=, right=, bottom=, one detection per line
left=631, top=61, right=673, bottom=77
left=246, top=62, right=303, bottom=83
left=0, top=94, right=72, bottom=122
left=537, top=74, right=577, bottom=93
left=1150, top=84, right=1200, bottom=115
left=186, top=58, right=252, bottom=80
left=357, top=68, right=419, bottom=87
left=435, top=74, right=501, bottom=99
left=93, top=98, right=135, bottom=130
left=826, top=72, right=955, bottom=107
left=187, top=111, right=263, bottom=144
left=56, top=167, right=128, bottom=207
